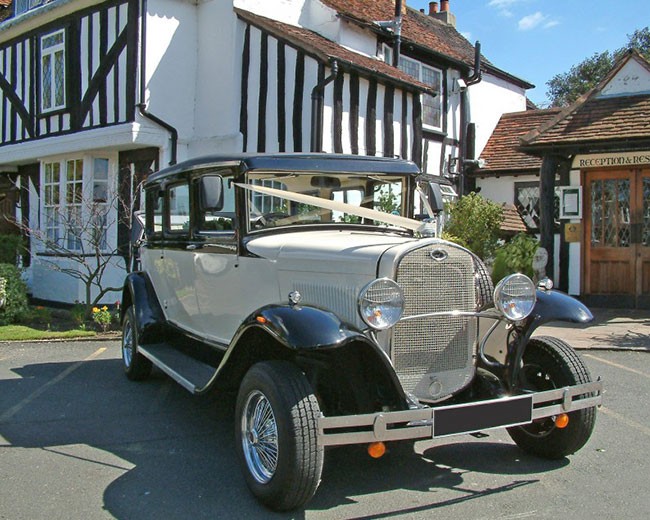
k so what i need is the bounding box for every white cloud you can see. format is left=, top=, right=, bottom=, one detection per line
left=461, top=31, right=473, bottom=41
left=488, top=0, right=521, bottom=7
left=518, top=11, right=558, bottom=31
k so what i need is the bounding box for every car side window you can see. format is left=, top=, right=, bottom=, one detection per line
left=145, top=188, right=164, bottom=239
left=168, top=183, right=191, bottom=233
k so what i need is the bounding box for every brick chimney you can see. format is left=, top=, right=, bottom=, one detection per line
left=430, top=0, right=456, bottom=27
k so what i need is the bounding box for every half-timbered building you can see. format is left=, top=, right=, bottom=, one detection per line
left=0, top=0, right=533, bottom=304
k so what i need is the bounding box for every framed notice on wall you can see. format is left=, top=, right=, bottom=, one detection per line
left=559, top=186, right=582, bottom=219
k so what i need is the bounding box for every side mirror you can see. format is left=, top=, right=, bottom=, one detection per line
left=199, top=175, right=224, bottom=212
left=427, top=182, right=444, bottom=213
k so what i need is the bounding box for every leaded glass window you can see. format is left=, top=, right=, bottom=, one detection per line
left=590, top=178, right=630, bottom=248
left=40, top=30, right=66, bottom=112
left=398, top=57, right=443, bottom=130
left=514, top=182, right=560, bottom=230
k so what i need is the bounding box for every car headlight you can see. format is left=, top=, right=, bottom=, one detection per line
left=494, top=273, right=536, bottom=321
left=358, top=278, right=405, bottom=330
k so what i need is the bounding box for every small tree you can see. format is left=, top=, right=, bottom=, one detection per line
left=443, top=192, right=504, bottom=260
left=491, top=233, right=540, bottom=284
left=16, top=178, right=141, bottom=318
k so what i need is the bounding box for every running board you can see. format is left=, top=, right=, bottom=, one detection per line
left=139, top=343, right=217, bottom=394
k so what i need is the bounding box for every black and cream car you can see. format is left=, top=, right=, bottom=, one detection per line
left=120, top=153, right=602, bottom=511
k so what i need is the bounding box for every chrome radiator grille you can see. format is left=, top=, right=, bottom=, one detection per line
left=392, top=244, right=478, bottom=400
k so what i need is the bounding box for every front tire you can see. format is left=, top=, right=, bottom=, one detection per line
left=235, top=361, right=323, bottom=511
left=507, top=336, right=596, bottom=459
left=121, top=306, right=152, bottom=381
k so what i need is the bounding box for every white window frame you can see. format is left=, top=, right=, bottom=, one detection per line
left=40, top=29, right=66, bottom=113
left=39, top=155, right=117, bottom=254
left=398, top=56, right=443, bottom=131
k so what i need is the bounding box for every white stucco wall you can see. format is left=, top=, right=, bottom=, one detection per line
left=467, top=72, right=528, bottom=158
left=145, top=0, right=199, bottom=157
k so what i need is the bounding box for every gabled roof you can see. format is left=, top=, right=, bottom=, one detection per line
left=521, top=50, right=650, bottom=153
left=236, top=9, right=431, bottom=92
left=474, top=108, right=562, bottom=176
left=319, top=0, right=533, bottom=88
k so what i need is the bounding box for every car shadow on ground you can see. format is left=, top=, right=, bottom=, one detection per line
left=0, top=357, right=568, bottom=519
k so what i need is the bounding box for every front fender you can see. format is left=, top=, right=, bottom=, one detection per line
left=524, top=289, right=593, bottom=334
left=238, top=303, right=365, bottom=350
left=505, top=289, right=593, bottom=389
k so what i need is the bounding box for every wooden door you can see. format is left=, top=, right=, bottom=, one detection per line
left=585, top=168, right=650, bottom=307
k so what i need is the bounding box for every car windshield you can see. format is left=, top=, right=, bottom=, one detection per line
left=245, top=171, right=409, bottom=231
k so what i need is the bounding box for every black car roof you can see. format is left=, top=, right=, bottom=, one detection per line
left=146, top=153, right=420, bottom=185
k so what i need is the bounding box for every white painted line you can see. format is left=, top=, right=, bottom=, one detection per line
left=0, top=347, right=107, bottom=422
left=584, top=353, right=650, bottom=379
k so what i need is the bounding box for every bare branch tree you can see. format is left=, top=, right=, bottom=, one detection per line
left=12, top=176, right=144, bottom=317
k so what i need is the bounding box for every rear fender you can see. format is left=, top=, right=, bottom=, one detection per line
left=121, top=272, right=167, bottom=344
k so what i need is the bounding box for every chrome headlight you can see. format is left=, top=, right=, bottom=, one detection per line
left=494, top=273, right=536, bottom=321
left=358, top=278, right=405, bottom=330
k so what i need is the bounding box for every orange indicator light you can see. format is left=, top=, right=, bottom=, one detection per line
left=367, top=442, right=386, bottom=459
left=256, top=316, right=268, bottom=324
left=555, top=414, right=569, bottom=429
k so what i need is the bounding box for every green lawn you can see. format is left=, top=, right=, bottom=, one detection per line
left=0, top=325, right=97, bottom=341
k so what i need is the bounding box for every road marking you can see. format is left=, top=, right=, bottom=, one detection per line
left=583, top=353, right=650, bottom=379
left=600, top=406, right=650, bottom=437
left=0, top=347, right=107, bottom=422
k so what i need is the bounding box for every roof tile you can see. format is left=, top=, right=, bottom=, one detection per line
left=476, top=109, right=561, bottom=175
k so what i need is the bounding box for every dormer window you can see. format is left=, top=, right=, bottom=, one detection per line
left=40, top=29, right=66, bottom=113
left=398, top=56, right=442, bottom=131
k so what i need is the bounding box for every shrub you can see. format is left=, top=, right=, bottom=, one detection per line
left=443, top=193, right=504, bottom=260
left=492, top=233, right=540, bottom=284
left=0, top=263, right=30, bottom=325
left=0, top=234, right=25, bottom=266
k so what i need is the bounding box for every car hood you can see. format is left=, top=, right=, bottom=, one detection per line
left=246, top=229, right=414, bottom=275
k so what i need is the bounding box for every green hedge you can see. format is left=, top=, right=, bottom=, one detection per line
left=0, top=263, right=29, bottom=326
left=0, top=234, right=25, bottom=265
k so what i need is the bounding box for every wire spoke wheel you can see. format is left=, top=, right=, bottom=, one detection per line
left=235, top=361, right=323, bottom=511
left=121, top=306, right=152, bottom=381
left=242, top=390, right=279, bottom=484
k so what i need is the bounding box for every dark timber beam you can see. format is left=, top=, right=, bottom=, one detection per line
left=539, top=155, right=559, bottom=282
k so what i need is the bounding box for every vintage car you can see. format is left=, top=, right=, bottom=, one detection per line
left=120, top=153, right=602, bottom=511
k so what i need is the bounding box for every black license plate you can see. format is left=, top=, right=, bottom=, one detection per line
left=433, top=395, right=533, bottom=437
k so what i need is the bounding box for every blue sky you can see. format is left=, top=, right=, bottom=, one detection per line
left=410, top=0, right=647, bottom=106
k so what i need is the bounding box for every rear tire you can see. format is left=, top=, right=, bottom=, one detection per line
left=121, top=306, right=152, bottom=381
left=507, top=336, right=596, bottom=459
left=235, top=361, right=323, bottom=511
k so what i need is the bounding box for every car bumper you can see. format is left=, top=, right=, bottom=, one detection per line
left=318, top=380, right=603, bottom=446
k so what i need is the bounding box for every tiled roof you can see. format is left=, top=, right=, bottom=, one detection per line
left=522, top=95, right=650, bottom=147
left=501, top=204, right=527, bottom=234
left=522, top=51, right=650, bottom=149
left=320, top=0, right=532, bottom=87
left=236, top=9, right=431, bottom=92
left=475, top=109, right=562, bottom=176
left=321, top=0, right=476, bottom=65
left=0, top=0, right=12, bottom=6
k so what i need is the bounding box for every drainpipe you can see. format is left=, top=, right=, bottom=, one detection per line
left=458, top=41, right=482, bottom=195
left=310, top=60, right=339, bottom=153
left=392, top=0, right=403, bottom=67
left=137, top=0, right=178, bottom=165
